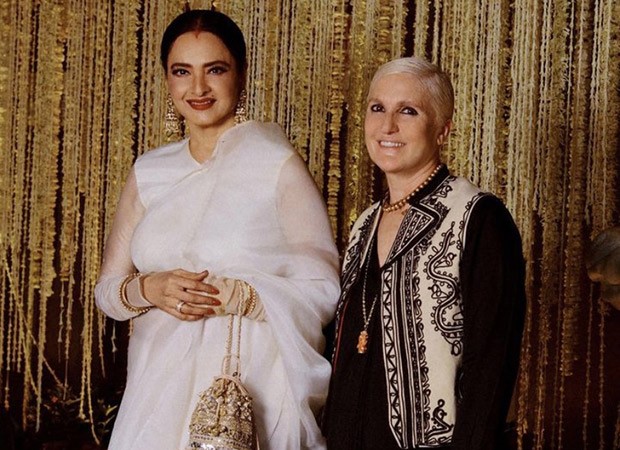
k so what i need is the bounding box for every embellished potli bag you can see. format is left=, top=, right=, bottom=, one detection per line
left=186, top=309, right=258, bottom=450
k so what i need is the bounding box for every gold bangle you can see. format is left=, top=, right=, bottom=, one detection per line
left=119, top=273, right=152, bottom=316
left=243, top=284, right=257, bottom=317
left=236, top=279, right=248, bottom=315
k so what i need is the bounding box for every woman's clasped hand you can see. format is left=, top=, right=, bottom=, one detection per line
left=140, top=269, right=220, bottom=319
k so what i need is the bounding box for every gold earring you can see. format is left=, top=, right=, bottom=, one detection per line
left=165, top=95, right=184, bottom=139
left=234, top=89, right=247, bottom=125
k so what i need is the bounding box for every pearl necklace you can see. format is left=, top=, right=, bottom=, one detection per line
left=381, top=163, right=444, bottom=213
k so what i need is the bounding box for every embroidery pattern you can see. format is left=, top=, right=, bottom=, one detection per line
left=381, top=175, right=480, bottom=447
left=383, top=200, right=448, bottom=445
left=427, top=223, right=464, bottom=356
left=389, top=207, right=434, bottom=259
left=381, top=264, right=407, bottom=443
left=403, top=251, right=429, bottom=444
left=339, top=206, right=378, bottom=297
left=426, top=399, right=454, bottom=443
left=339, top=175, right=484, bottom=448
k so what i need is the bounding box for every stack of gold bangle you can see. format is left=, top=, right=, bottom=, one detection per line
left=119, top=273, right=152, bottom=316
left=243, top=283, right=257, bottom=317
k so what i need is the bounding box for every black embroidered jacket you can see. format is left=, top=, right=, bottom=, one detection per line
left=325, top=167, right=526, bottom=450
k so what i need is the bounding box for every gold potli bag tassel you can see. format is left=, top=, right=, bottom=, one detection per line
left=187, top=306, right=258, bottom=450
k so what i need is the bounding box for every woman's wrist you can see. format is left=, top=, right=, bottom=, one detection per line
left=240, top=281, right=258, bottom=316
left=119, top=273, right=152, bottom=316
left=235, top=279, right=264, bottom=321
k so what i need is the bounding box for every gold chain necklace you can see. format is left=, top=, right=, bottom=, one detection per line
left=357, top=242, right=380, bottom=354
left=381, top=163, right=443, bottom=213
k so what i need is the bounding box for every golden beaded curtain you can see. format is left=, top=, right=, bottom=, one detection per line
left=0, top=0, right=618, bottom=448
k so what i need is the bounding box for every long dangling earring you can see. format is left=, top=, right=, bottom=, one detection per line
left=165, top=95, right=184, bottom=139
left=234, top=89, right=247, bottom=125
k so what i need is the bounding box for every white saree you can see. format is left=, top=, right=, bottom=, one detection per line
left=95, top=121, right=340, bottom=450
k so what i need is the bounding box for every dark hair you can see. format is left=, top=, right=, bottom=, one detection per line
left=160, top=10, right=247, bottom=75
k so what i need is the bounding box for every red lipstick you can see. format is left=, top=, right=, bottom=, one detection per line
left=187, top=98, right=215, bottom=111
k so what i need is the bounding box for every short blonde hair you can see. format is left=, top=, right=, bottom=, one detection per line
left=369, top=56, right=454, bottom=126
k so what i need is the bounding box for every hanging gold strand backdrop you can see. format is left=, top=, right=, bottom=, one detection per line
left=0, top=0, right=618, bottom=448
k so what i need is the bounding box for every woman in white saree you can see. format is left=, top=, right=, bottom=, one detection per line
left=95, top=9, right=339, bottom=450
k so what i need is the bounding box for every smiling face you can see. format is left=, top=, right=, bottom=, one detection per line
left=166, top=31, right=242, bottom=136
left=364, top=73, right=451, bottom=180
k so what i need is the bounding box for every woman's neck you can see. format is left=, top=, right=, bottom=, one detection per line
left=187, top=120, right=236, bottom=163
left=385, top=159, right=441, bottom=204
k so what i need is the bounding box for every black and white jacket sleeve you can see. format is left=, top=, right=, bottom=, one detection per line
left=451, top=195, right=526, bottom=450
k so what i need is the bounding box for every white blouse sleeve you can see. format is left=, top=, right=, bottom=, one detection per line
left=243, top=153, right=340, bottom=447
left=95, top=168, right=149, bottom=320
left=273, top=153, right=340, bottom=322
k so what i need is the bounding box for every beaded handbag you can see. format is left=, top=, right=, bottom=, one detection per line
left=187, top=313, right=258, bottom=450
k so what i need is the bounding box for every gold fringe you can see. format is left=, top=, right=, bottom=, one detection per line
left=0, top=0, right=618, bottom=447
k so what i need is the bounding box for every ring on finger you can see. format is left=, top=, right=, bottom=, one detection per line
left=175, top=300, right=185, bottom=313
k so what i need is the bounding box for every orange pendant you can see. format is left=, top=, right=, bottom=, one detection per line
left=357, top=330, right=368, bottom=354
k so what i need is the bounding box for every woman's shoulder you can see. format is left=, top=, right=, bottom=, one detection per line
left=236, top=120, right=288, bottom=141
left=447, top=175, right=509, bottom=213
left=131, top=139, right=193, bottom=204
left=134, top=139, right=189, bottom=166
left=350, top=202, right=381, bottom=233
left=447, top=174, right=487, bottom=197
left=223, top=121, right=295, bottom=158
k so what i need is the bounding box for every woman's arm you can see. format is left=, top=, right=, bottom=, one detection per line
left=240, top=152, right=339, bottom=447
left=272, top=153, right=341, bottom=325
left=95, top=168, right=149, bottom=321
left=95, top=168, right=218, bottom=321
left=451, top=195, right=526, bottom=450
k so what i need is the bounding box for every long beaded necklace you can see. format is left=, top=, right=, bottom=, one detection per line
left=357, top=238, right=379, bottom=354
left=381, top=163, right=443, bottom=213
left=358, top=164, right=443, bottom=353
